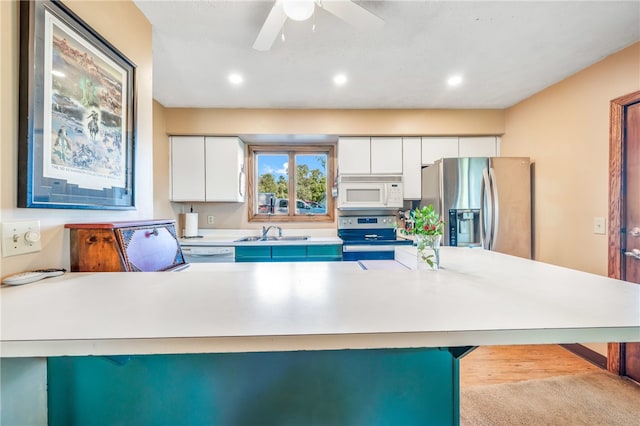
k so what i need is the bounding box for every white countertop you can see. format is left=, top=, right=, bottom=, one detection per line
left=179, top=228, right=342, bottom=246
left=2, top=247, right=639, bottom=357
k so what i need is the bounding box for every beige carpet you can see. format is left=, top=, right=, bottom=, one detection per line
left=461, top=372, right=640, bottom=425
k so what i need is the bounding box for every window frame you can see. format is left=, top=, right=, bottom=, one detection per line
left=247, top=144, right=336, bottom=223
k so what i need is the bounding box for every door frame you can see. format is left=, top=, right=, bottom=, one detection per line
left=607, top=89, right=640, bottom=374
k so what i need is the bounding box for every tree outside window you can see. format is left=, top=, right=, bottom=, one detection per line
left=248, top=145, right=335, bottom=222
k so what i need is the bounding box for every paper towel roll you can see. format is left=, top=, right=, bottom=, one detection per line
left=184, top=213, right=199, bottom=237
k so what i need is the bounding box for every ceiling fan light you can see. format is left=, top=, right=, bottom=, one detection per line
left=283, top=0, right=315, bottom=21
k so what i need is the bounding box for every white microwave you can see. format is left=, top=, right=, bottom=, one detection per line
left=337, top=175, right=404, bottom=210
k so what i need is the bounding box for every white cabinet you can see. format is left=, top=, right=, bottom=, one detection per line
left=402, top=137, right=422, bottom=199
left=338, top=137, right=402, bottom=175
left=338, top=137, right=371, bottom=174
left=170, top=136, right=245, bottom=202
left=458, top=136, right=498, bottom=157
left=205, top=137, right=246, bottom=202
left=421, top=137, right=459, bottom=165
left=371, top=137, right=403, bottom=174
left=170, top=136, right=206, bottom=201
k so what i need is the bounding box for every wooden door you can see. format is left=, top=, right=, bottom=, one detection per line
left=608, top=90, right=640, bottom=383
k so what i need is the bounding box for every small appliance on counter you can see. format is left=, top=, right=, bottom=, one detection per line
left=338, top=215, right=413, bottom=261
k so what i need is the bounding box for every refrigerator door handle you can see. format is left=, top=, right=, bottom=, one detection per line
left=481, top=168, right=493, bottom=250
left=489, top=167, right=499, bottom=249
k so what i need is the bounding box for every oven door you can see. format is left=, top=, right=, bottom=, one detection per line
left=342, top=244, right=397, bottom=261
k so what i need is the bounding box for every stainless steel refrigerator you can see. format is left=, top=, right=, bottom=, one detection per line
left=421, top=157, right=532, bottom=259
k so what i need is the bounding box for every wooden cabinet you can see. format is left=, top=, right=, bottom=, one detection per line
left=170, top=136, right=246, bottom=202
left=402, top=137, right=422, bottom=199
left=338, top=137, right=402, bottom=175
left=66, top=220, right=187, bottom=272
left=235, top=244, right=342, bottom=262
left=421, top=137, right=459, bottom=165
left=458, top=136, right=498, bottom=157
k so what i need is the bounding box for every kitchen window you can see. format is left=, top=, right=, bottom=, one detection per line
left=247, top=145, right=335, bottom=222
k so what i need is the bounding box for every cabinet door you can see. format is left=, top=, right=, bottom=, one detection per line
left=371, top=137, right=403, bottom=174
left=307, top=244, right=343, bottom=261
left=338, top=137, right=371, bottom=174
left=421, top=137, right=458, bottom=165
left=170, top=136, right=206, bottom=201
left=458, top=136, right=497, bottom=157
left=235, top=246, right=271, bottom=262
left=205, top=137, right=246, bottom=202
left=402, top=137, right=422, bottom=199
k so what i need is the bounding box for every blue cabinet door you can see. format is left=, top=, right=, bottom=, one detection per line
left=272, top=245, right=307, bottom=261
left=307, top=244, right=342, bottom=261
left=235, top=246, right=271, bottom=262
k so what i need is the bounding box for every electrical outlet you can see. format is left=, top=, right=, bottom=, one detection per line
left=593, top=217, right=606, bottom=235
left=2, top=221, right=42, bottom=257
left=207, top=215, right=215, bottom=225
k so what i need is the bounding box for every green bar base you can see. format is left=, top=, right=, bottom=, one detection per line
left=48, top=348, right=459, bottom=425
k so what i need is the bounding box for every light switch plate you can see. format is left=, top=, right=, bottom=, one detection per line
left=593, top=217, right=606, bottom=235
left=2, top=221, right=42, bottom=257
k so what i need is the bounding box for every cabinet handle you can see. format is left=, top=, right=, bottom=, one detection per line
left=145, top=229, right=159, bottom=238
left=624, top=248, right=640, bottom=259
left=630, top=227, right=640, bottom=237
left=238, top=170, right=245, bottom=197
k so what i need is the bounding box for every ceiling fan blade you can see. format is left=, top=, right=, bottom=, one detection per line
left=253, top=0, right=288, bottom=51
left=320, top=0, right=384, bottom=31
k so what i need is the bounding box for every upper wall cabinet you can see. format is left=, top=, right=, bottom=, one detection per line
left=170, top=136, right=245, bottom=202
left=338, top=137, right=403, bottom=175
left=338, top=137, right=371, bottom=174
left=370, top=137, right=403, bottom=174
left=402, top=137, right=422, bottom=200
left=205, top=137, right=246, bottom=202
left=421, top=136, right=500, bottom=165
left=170, top=136, right=206, bottom=201
left=458, top=136, right=499, bottom=158
left=421, top=137, right=459, bottom=165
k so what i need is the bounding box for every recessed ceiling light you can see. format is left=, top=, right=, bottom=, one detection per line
left=447, top=75, right=463, bottom=87
left=333, top=74, right=347, bottom=86
left=228, top=73, right=244, bottom=85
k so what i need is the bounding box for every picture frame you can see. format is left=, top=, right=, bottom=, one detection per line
left=18, top=0, right=136, bottom=210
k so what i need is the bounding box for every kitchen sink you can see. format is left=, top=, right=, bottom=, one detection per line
left=234, top=236, right=310, bottom=242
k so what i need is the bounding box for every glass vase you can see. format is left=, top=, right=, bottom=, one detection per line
left=416, top=234, right=441, bottom=270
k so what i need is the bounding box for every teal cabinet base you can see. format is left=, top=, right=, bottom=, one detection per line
left=48, top=348, right=459, bottom=426
left=235, top=244, right=342, bottom=262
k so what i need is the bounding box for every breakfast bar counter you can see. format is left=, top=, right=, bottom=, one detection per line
left=2, top=248, right=639, bottom=425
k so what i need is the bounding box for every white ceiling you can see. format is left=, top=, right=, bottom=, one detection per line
left=133, top=0, right=640, bottom=109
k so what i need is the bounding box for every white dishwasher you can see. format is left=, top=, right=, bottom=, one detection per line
left=180, top=245, right=235, bottom=263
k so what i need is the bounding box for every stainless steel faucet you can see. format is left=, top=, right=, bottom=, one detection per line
left=261, top=225, right=282, bottom=238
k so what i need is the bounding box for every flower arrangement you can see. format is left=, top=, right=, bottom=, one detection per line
left=403, top=204, right=445, bottom=269
left=408, top=204, right=445, bottom=237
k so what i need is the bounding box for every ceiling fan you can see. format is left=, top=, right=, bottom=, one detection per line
left=253, top=0, right=384, bottom=51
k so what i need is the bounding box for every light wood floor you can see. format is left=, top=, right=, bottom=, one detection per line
left=460, top=344, right=602, bottom=387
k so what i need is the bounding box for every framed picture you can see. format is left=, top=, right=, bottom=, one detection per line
left=18, top=0, right=136, bottom=209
